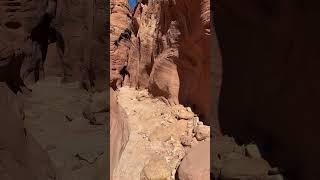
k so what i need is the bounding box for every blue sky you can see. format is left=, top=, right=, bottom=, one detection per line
left=128, top=0, right=137, bottom=9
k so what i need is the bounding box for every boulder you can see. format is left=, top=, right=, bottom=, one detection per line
left=194, top=125, right=210, bottom=141
left=140, top=157, right=171, bottom=180
left=178, top=141, right=210, bottom=180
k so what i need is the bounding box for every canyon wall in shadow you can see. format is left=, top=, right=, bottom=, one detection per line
left=215, top=1, right=320, bottom=179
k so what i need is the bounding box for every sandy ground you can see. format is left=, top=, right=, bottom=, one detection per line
left=23, top=76, right=106, bottom=180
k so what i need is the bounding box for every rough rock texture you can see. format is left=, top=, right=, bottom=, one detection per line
left=109, top=1, right=132, bottom=177
left=0, top=0, right=47, bottom=93
left=178, top=141, right=210, bottom=180
left=0, top=1, right=57, bottom=179
left=1, top=0, right=107, bottom=179
left=215, top=1, right=320, bottom=179
left=0, top=83, right=56, bottom=180
left=23, top=77, right=107, bottom=180
left=47, top=0, right=106, bottom=91
left=0, top=0, right=106, bottom=92
left=117, top=0, right=214, bottom=125
left=110, top=0, right=214, bottom=179
left=110, top=88, right=130, bottom=178
left=112, top=87, right=209, bottom=180
left=110, top=0, right=131, bottom=90
left=211, top=136, right=285, bottom=180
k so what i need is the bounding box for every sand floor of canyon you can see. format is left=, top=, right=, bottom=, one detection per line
left=23, top=76, right=106, bottom=180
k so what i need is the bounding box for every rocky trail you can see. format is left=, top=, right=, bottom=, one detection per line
left=22, top=76, right=106, bottom=180
left=113, top=86, right=210, bottom=180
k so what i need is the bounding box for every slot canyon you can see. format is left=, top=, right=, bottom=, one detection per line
left=1, top=0, right=320, bottom=179
left=110, top=0, right=212, bottom=179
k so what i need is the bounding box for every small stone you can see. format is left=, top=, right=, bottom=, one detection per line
left=175, top=109, right=194, bottom=120
left=180, top=135, right=192, bottom=146
left=245, top=144, right=262, bottom=158
left=195, top=125, right=210, bottom=141
left=140, top=158, right=171, bottom=180
left=197, top=121, right=203, bottom=126
left=186, top=107, right=192, bottom=112
left=136, top=91, right=148, bottom=101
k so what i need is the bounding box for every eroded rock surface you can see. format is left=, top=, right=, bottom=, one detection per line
left=111, top=0, right=214, bottom=125
left=22, top=77, right=106, bottom=180
left=0, top=82, right=56, bottom=180
left=112, top=87, right=210, bottom=180
left=110, top=0, right=214, bottom=179
left=110, top=88, right=130, bottom=178
left=110, top=0, right=132, bottom=90
left=1, top=0, right=107, bottom=180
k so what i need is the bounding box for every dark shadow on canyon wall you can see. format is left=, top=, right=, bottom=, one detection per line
left=215, top=0, right=320, bottom=179
left=0, top=0, right=108, bottom=179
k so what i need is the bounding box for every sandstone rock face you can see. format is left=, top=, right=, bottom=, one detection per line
left=0, top=83, right=56, bottom=179
left=110, top=88, right=130, bottom=178
left=0, top=0, right=47, bottom=92
left=0, top=0, right=106, bottom=92
left=50, top=0, right=106, bottom=91
left=110, top=1, right=214, bottom=178
left=0, top=1, right=59, bottom=179
left=178, top=141, right=210, bottom=180
left=121, top=0, right=214, bottom=124
left=109, top=1, right=133, bottom=177
left=1, top=1, right=108, bottom=180
left=215, top=1, right=320, bottom=179
left=110, top=0, right=131, bottom=90
left=0, top=0, right=47, bottom=35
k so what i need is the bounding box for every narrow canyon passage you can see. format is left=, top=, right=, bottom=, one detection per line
left=113, top=86, right=210, bottom=180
